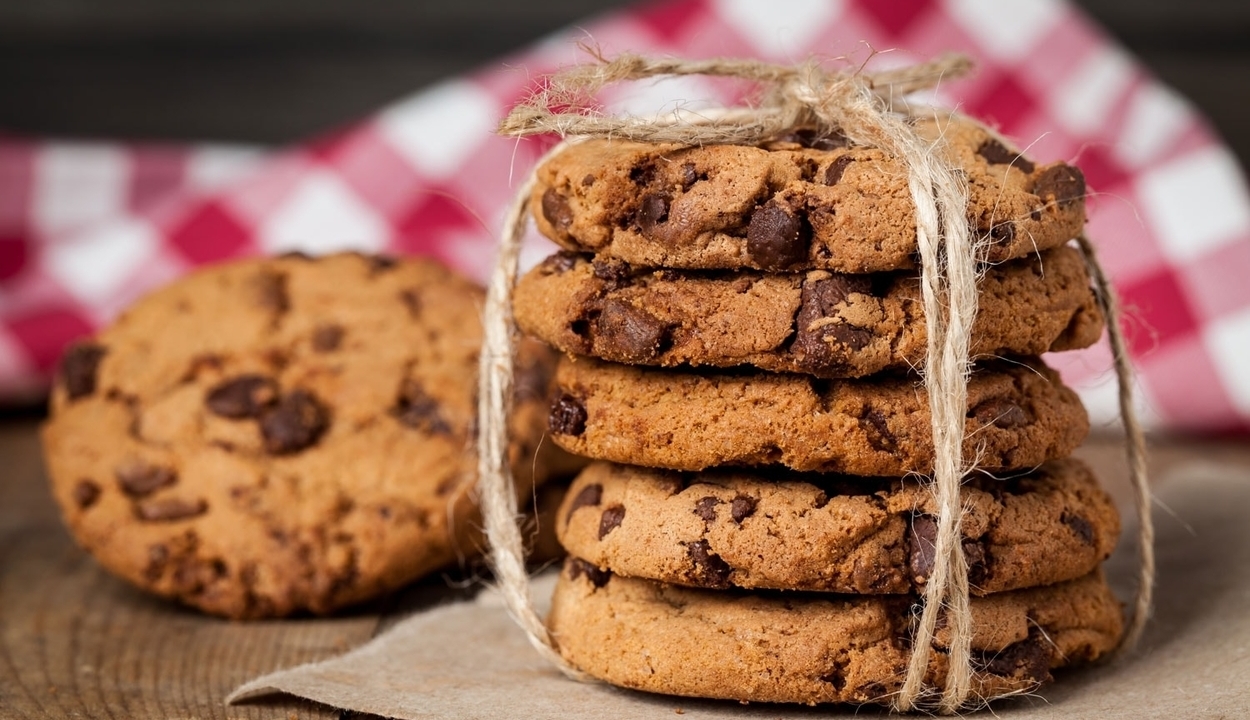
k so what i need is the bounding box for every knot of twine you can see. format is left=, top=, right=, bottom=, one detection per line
left=478, top=51, right=1153, bottom=714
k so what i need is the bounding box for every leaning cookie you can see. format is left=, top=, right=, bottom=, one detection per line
left=549, top=355, right=1088, bottom=475
left=515, top=245, right=1103, bottom=377
left=533, top=114, right=1085, bottom=273
left=42, top=252, right=578, bottom=619
left=557, top=459, right=1119, bottom=595
left=549, top=559, right=1123, bottom=706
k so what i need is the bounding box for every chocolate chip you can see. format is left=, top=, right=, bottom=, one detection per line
left=989, top=221, right=1016, bottom=244
left=144, top=544, right=169, bottom=581
left=392, top=380, right=451, bottom=434
left=540, top=188, right=574, bottom=231
left=976, top=139, right=1035, bottom=174
left=581, top=173, right=596, bottom=187
left=909, top=515, right=937, bottom=584
left=59, top=342, right=107, bottom=400
left=791, top=273, right=877, bottom=372
left=594, top=298, right=670, bottom=363
left=693, top=496, right=720, bottom=523
left=399, top=289, right=421, bottom=318
left=772, top=127, right=849, bottom=151
left=1033, top=164, right=1086, bottom=207
left=1061, top=511, right=1095, bottom=545
left=311, top=324, right=344, bottom=352
left=565, top=483, right=603, bottom=524
left=115, top=462, right=178, bottom=497
left=367, top=254, right=398, bottom=274
left=978, top=634, right=1052, bottom=682
left=637, top=191, right=671, bottom=236
left=823, top=155, right=854, bottom=185
left=135, top=497, right=207, bottom=522
left=730, top=495, right=757, bottom=524
left=859, top=407, right=897, bottom=453
left=684, top=539, right=732, bottom=588
left=549, top=393, right=587, bottom=436
left=963, top=538, right=989, bottom=586
left=591, top=256, right=633, bottom=289
left=260, top=390, right=330, bottom=454
left=970, top=398, right=1029, bottom=429
left=629, top=161, right=657, bottom=186
left=747, top=199, right=810, bottom=270
left=255, top=271, right=289, bottom=313
left=568, top=558, right=611, bottom=588
left=598, top=504, right=625, bottom=539
left=539, top=251, right=582, bottom=275
left=73, top=479, right=101, bottom=509
left=680, top=161, right=700, bottom=191
left=206, top=375, right=279, bottom=419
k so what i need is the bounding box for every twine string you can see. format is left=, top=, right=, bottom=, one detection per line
left=480, top=50, right=1152, bottom=713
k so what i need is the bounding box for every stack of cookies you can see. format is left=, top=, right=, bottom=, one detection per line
left=512, top=114, right=1125, bottom=705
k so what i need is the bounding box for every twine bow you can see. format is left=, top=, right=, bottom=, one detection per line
left=479, top=50, right=1152, bottom=714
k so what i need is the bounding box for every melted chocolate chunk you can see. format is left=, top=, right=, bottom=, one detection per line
left=367, top=254, right=398, bottom=274
left=684, top=539, right=732, bottom=588
left=73, top=479, right=101, bottom=509
left=976, top=139, right=1035, bottom=174
left=747, top=199, right=811, bottom=271
left=568, top=557, right=611, bottom=588
left=260, top=390, right=330, bottom=454
left=598, top=504, right=625, bottom=540
left=564, top=483, right=603, bottom=524
left=59, top=342, right=107, bottom=400
left=135, top=497, right=208, bottom=522
left=679, top=161, right=700, bottom=191
left=1033, top=164, right=1086, bottom=207
left=311, top=324, right=344, bottom=352
left=539, top=250, right=583, bottom=275
left=115, top=462, right=178, bottom=497
left=541, top=188, right=574, bottom=231
left=205, top=375, right=279, bottom=419
left=591, top=256, right=633, bottom=289
left=791, top=273, right=877, bottom=371
left=1061, top=511, right=1095, bottom=545
left=909, top=515, right=937, bottom=583
left=255, top=271, right=289, bottom=313
left=594, top=299, right=670, bottom=363
left=549, top=393, right=587, bottom=436
left=730, top=495, right=757, bottom=524
left=637, top=191, right=671, bottom=236
left=392, top=380, right=452, bottom=434
left=859, top=407, right=897, bottom=453
left=693, top=496, right=720, bottom=523
left=970, top=398, right=1030, bottom=429
left=823, top=155, right=855, bottom=186
left=978, top=634, right=1052, bottom=683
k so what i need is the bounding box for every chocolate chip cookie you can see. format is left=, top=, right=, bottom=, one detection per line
left=42, top=252, right=577, bottom=619
left=557, top=458, right=1118, bottom=595
left=533, top=114, right=1086, bottom=273
left=548, top=559, right=1122, bottom=706
left=515, top=245, right=1103, bottom=377
left=548, top=355, right=1088, bottom=475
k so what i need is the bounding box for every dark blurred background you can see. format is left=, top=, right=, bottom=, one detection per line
left=0, top=0, right=1246, bottom=168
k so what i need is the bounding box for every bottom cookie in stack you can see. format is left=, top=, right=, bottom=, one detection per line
left=544, top=460, right=1124, bottom=706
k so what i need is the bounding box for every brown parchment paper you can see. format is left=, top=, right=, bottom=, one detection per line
left=228, top=456, right=1250, bottom=718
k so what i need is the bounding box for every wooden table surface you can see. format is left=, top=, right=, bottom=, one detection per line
left=2, top=1, right=1249, bottom=718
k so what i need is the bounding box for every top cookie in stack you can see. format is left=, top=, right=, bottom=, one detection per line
left=512, top=113, right=1122, bottom=706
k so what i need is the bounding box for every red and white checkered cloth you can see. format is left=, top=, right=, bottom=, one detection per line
left=2, top=0, right=1247, bottom=433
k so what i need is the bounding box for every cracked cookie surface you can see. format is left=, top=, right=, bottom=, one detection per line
left=42, top=252, right=575, bottom=619
left=548, top=355, right=1088, bottom=475
left=548, top=559, right=1123, bottom=706
left=515, top=245, right=1103, bottom=377
left=532, top=114, right=1086, bottom=272
left=557, top=458, right=1119, bottom=595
